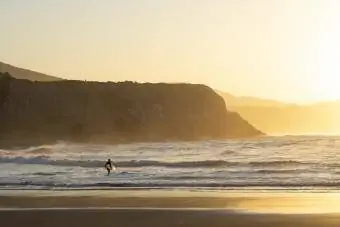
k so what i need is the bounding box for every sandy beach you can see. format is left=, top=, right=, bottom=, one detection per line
left=2, top=190, right=340, bottom=227
left=2, top=208, right=340, bottom=227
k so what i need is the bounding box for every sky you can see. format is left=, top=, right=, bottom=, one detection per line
left=1, top=0, right=340, bottom=103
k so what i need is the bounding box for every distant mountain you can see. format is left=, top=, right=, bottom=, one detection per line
left=217, top=91, right=340, bottom=134
left=0, top=61, right=62, bottom=81
left=216, top=90, right=291, bottom=107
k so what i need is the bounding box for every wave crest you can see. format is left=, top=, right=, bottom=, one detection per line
left=0, top=155, right=316, bottom=169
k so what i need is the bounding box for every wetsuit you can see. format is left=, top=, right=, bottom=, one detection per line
left=105, top=160, right=113, bottom=175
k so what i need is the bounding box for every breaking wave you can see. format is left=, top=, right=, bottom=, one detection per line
left=0, top=156, right=315, bottom=168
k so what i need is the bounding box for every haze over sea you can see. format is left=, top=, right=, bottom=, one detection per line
left=1, top=135, right=340, bottom=192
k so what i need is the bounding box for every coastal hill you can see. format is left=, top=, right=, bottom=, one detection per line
left=0, top=61, right=62, bottom=81
left=2, top=61, right=337, bottom=136
left=0, top=72, right=262, bottom=146
left=218, top=91, right=340, bottom=134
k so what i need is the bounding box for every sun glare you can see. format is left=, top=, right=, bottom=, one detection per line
left=314, top=6, right=340, bottom=101
left=313, top=73, right=340, bottom=101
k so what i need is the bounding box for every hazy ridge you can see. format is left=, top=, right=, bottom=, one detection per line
left=0, top=61, right=62, bottom=82
left=218, top=91, right=340, bottom=134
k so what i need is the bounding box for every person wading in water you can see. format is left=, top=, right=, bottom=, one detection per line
left=105, top=159, right=113, bottom=175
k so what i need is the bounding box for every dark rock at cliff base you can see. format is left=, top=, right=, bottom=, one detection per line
left=0, top=73, right=263, bottom=146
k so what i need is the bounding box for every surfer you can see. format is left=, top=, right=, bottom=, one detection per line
left=105, top=159, right=113, bottom=175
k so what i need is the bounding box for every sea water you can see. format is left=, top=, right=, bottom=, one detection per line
left=1, top=136, right=340, bottom=191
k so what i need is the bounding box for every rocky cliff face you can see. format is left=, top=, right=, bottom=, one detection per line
left=0, top=73, right=262, bottom=146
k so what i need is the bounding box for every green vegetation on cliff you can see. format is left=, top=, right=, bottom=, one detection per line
left=0, top=73, right=262, bottom=146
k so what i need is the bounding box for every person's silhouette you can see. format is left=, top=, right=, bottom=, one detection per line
left=105, top=159, right=113, bottom=175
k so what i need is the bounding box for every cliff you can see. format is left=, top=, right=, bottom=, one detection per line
left=0, top=73, right=262, bottom=146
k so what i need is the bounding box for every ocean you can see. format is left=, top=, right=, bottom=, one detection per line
left=1, top=136, right=340, bottom=191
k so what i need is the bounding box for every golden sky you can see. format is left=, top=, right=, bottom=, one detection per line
left=1, top=0, right=340, bottom=103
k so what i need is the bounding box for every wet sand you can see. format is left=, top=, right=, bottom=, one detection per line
left=2, top=209, right=340, bottom=227
left=2, top=190, right=340, bottom=227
